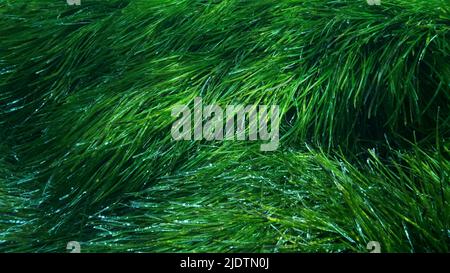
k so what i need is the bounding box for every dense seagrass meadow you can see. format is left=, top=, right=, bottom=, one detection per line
left=0, top=0, right=449, bottom=253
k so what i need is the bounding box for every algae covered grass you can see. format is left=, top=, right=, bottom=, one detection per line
left=0, top=0, right=449, bottom=252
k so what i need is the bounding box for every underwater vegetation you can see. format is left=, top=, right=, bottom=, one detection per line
left=0, top=0, right=449, bottom=252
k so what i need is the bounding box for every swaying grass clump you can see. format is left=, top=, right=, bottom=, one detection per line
left=0, top=0, right=449, bottom=252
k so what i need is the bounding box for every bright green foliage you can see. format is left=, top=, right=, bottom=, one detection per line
left=0, top=0, right=449, bottom=252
